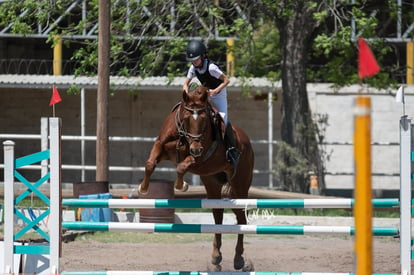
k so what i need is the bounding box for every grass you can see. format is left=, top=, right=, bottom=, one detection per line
left=73, top=231, right=362, bottom=244
left=76, top=231, right=236, bottom=243
left=71, top=230, right=317, bottom=244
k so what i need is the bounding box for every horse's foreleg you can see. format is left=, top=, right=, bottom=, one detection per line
left=233, top=208, right=247, bottom=270
left=138, top=140, right=163, bottom=195
left=211, top=208, right=224, bottom=266
left=174, top=155, right=195, bottom=192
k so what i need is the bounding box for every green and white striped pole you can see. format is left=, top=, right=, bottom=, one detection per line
left=62, top=221, right=398, bottom=236
left=62, top=198, right=399, bottom=209
left=60, top=271, right=398, bottom=275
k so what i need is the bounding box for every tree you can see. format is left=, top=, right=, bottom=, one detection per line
left=238, top=1, right=325, bottom=192
left=240, top=0, right=403, bottom=192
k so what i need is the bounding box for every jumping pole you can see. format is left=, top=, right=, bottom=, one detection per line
left=353, top=96, right=372, bottom=275
left=62, top=198, right=399, bottom=209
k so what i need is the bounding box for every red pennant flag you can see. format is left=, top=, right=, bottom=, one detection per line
left=358, top=37, right=380, bottom=78
left=49, top=85, right=62, bottom=106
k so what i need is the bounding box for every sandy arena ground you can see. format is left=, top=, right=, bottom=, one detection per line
left=60, top=234, right=402, bottom=273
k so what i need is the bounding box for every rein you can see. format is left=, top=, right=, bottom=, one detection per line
left=175, top=104, right=207, bottom=140
left=174, top=103, right=219, bottom=162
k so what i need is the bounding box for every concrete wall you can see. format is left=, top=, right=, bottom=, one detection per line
left=308, top=84, right=411, bottom=196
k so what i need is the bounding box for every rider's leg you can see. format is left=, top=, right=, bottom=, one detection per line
left=224, top=122, right=240, bottom=168
left=209, top=89, right=240, bottom=168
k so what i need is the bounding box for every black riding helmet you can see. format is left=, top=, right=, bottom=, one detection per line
left=186, top=40, right=206, bottom=61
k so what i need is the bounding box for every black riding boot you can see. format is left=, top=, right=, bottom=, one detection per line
left=225, top=122, right=240, bottom=169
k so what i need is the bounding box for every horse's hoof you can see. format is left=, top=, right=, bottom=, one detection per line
left=213, top=264, right=222, bottom=272
left=175, top=181, right=189, bottom=192
left=234, top=255, right=245, bottom=270
left=211, top=252, right=222, bottom=265
left=137, top=184, right=148, bottom=196
left=242, top=259, right=254, bottom=271
left=207, top=263, right=222, bottom=272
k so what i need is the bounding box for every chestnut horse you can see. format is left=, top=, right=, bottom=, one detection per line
left=138, top=86, right=254, bottom=270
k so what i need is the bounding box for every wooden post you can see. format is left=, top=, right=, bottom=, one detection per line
left=96, top=0, right=110, bottom=182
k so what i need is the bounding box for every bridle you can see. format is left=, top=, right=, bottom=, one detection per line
left=175, top=104, right=208, bottom=143
left=175, top=103, right=209, bottom=158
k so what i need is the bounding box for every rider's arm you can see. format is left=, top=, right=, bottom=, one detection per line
left=209, top=73, right=230, bottom=96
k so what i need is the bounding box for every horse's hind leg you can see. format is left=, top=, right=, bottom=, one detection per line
left=230, top=173, right=252, bottom=270
left=138, top=140, right=163, bottom=195
left=212, top=208, right=224, bottom=266
left=200, top=175, right=224, bottom=267
left=233, top=208, right=247, bottom=270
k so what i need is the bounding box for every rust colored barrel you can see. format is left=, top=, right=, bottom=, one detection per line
left=139, top=180, right=175, bottom=223
left=72, top=181, right=109, bottom=198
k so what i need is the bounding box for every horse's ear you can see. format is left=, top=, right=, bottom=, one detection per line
left=183, top=90, right=189, bottom=102
left=201, top=87, right=208, bottom=102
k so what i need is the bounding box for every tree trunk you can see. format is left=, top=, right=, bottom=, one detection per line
left=277, top=3, right=325, bottom=193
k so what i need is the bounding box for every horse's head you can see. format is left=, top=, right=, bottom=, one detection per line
left=179, top=86, right=210, bottom=158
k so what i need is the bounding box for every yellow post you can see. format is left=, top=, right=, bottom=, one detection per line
left=407, top=42, right=414, bottom=84
left=353, top=96, right=372, bottom=275
left=226, top=38, right=235, bottom=77
left=53, top=35, right=62, bottom=76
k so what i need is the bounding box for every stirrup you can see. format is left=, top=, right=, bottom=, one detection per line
left=226, top=147, right=240, bottom=167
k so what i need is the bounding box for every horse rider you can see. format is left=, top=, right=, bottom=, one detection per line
left=182, top=40, right=240, bottom=169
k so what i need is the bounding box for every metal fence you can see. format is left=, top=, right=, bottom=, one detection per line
left=0, top=118, right=277, bottom=188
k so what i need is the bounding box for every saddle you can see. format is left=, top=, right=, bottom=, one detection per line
left=208, top=104, right=226, bottom=140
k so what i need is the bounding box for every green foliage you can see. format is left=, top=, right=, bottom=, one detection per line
left=71, top=40, right=99, bottom=76
left=273, top=111, right=331, bottom=193
left=309, top=2, right=398, bottom=88
left=0, top=0, right=406, bottom=86
left=274, top=141, right=310, bottom=192
left=67, top=84, right=81, bottom=95
left=234, top=22, right=281, bottom=79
